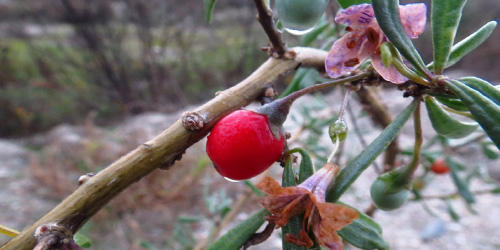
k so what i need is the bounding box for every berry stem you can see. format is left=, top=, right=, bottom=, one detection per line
left=399, top=97, right=423, bottom=183
left=258, top=71, right=371, bottom=127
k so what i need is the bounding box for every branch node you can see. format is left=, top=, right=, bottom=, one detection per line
left=77, top=172, right=95, bottom=185
left=159, top=150, right=185, bottom=170
left=182, top=111, right=205, bottom=131
left=33, top=223, right=80, bottom=250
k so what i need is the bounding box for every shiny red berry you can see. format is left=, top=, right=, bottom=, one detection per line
left=430, top=158, right=450, bottom=174
left=206, top=110, right=285, bottom=180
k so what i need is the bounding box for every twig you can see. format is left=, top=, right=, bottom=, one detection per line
left=253, top=0, right=287, bottom=57
left=1, top=47, right=327, bottom=250
left=404, top=98, right=422, bottom=177
left=355, top=86, right=400, bottom=171
left=346, top=101, right=382, bottom=173
left=416, top=188, right=498, bottom=200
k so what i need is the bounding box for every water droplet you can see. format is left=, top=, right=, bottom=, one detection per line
left=284, top=26, right=316, bottom=36
left=275, top=0, right=328, bottom=36
left=224, top=177, right=240, bottom=183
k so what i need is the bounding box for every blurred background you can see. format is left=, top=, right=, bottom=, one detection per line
left=0, top=0, right=499, bottom=249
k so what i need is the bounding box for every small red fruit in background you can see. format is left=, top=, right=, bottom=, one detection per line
left=206, top=110, right=285, bottom=180
left=430, top=158, right=450, bottom=174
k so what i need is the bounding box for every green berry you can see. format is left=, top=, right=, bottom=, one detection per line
left=329, top=119, right=348, bottom=142
left=370, top=178, right=409, bottom=211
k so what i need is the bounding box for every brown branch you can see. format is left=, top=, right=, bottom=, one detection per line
left=415, top=188, right=498, bottom=200
left=253, top=0, right=286, bottom=57
left=355, top=86, right=400, bottom=171
left=1, top=47, right=327, bottom=250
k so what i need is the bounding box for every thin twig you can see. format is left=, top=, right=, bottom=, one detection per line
left=405, top=98, right=422, bottom=177
left=355, top=86, right=400, bottom=170
left=416, top=188, right=498, bottom=200
left=346, top=102, right=382, bottom=173
left=253, top=0, right=286, bottom=57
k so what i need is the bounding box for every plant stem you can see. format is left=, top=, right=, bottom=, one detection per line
left=402, top=98, right=423, bottom=179
left=253, top=0, right=286, bottom=57
left=260, top=72, right=371, bottom=126
left=416, top=187, right=498, bottom=200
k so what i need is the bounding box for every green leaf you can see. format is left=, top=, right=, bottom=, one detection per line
left=338, top=202, right=389, bottom=250
left=445, top=157, right=475, bottom=204
left=372, top=0, right=427, bottom=75
left=446, top=80, right=500, bottom=149
left=446, top=21, right=497, bottom=68
left=431, top=0, right=467, bottom=73
left=481, top=141, right=499, bottom=160
left=203, top=0, right=218, bottom=24
left=460, top=76, right=500, bottom=105
left=243, top=180, right=266, bottom=197
left=327, top=100, right=417, bottom=202
left=337, top=0, right=371, bottom=9
left=288, top=148, right=315, bottom=183
left=300, top=20, right=329, bottom=46
left=433, top=96, right=469, bottom=111
left=445, top=199, right=461, bottom=222
left=177, top=215, right=205, bottom=223
left=281, top=157, right=307, bottom=250
left=491, top=187, right=500, bottom=194
left=424, top=96, right=477, bottom=138
left=207, top=209, right=269, bottom=250
left=73, top=232, right=92, bottom=248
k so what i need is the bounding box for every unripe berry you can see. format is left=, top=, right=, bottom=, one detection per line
left=370, top=178, right=409, bottom=211
left=370, top=168, right=410, bottom=211
left=329, top=119, right=348, bottom=142
left=206, top=110, right=285, bottom=180
left=430, top=158, right=450, bottom=174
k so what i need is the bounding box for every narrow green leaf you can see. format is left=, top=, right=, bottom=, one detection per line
left=446, top=80, right=500, bottom=149
left=491, top=187, right=500, bottom=194
left=178, top=216, right=205, bottom=223
left=337, top=202, right=389, bottom=250
left=445, top=199, right=460, bottom=222
left=372, top=0, right=427, bottom=75
left=300, top=20, right=329, bottom=46
left=281, top=157, right=307, bottom=250
left=424, top=96, right=477, bottom=138
left=337, top=0, right=371, bottom=9
left=282, top=156, right=296, bottom=187
left=431, top=0, right=467, bottom=73
left=280, top=69, right=311, bottom=97
left=327, top=100, right=417, bottom=202
left=243, top=180, right=266, bottom=197
left=461, top=76, right=500, bottom=105
left=433, top=96, right=469, bottom=111
left=447, top=21, right=497, bottom=67
left=445, top=157, right=475, bottom=204
left=288, top=148, right=315, bottom=183
left=73, top=232, right=92, bottom=248
left=339, top=218, right=389, bottom=250
left=203, top=0, right=218, bottom=24
left=207, top=209, right=269, bottom=250
left=481, top=142, right=499, bottom=160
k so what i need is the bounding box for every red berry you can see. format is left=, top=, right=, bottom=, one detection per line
left=430, top=158, right=450, bottom=174
left=206, top=110, right=285, bottom=180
